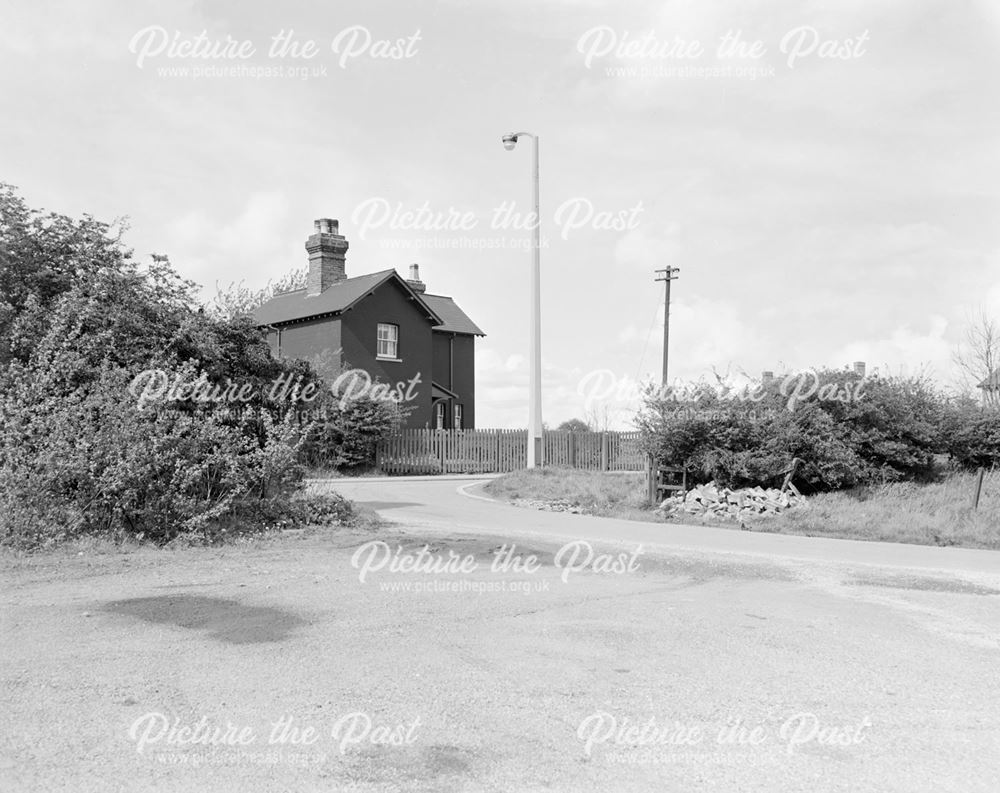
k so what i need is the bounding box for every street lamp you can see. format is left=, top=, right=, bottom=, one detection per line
left=502, top=131, right=543, bottom=468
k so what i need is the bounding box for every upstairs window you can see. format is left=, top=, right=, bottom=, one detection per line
left=377, top=323, right=399, bottom=359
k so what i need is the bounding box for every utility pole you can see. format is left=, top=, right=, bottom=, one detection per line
left=654, top=267, right=680, bottom=386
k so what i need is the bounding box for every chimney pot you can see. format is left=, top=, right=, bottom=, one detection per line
left=853, top=361, right=866, bottom=377
left=406, top=262, right=426, bottom=294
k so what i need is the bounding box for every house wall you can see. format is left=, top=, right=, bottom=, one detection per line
left=450, top=333, right=476, bottom=429
left=264, top=317, right=343, bottom=379
left=339, top=281, right=434, bottom=428
left=430, top=332, right=476, bottom=428
left=432, top=333, right=452, bottom=390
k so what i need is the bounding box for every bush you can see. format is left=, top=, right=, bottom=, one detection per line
left=299, top=373, right=403, bottom=470
left=0, top=347, right=310, bottom=548
left=289, top=491, right=357, bottom=527
left=637, top=369, right=947, bottom=492
left=0, top=186, right=330, bottom=548
left=941, top=400, right=1000, bottom=470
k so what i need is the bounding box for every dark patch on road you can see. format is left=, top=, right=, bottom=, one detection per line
left=340, top=743, right=476, bottom=785
left=102, top=595, right=306, bottom=644
left=358, top=500, right=423, bottom=510
left=848, top=574, right=1000, bottom=596
left=639, top=554, right=797, bottom=585
left=383, top=535, right=559, bottom=567
left=375, top=530, right=800, bottom=586
left=421, top=744, right=474, bottom=776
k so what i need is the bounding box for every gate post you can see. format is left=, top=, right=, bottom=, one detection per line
left=646, top=455, right=655, bottom=504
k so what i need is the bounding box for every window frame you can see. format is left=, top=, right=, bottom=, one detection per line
left=453, top=404, right=463, bottom=430
left=376, top=322, right=400, bottom=360
left=434, top=401, right=446, bottom=430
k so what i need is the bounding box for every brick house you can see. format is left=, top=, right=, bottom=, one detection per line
left=254, top=218, right=484, bottom=429
left=977, top=369, right=1000, bottom=408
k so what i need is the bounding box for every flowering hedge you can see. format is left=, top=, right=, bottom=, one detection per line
left=636, top=369, right=951, bottom=492
left=0, top=185, right=370, bottom=547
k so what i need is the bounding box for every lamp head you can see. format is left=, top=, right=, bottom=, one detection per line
left=502, top=133, right=518, bottom=151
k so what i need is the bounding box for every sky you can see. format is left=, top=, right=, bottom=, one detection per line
left=2, top=0, right=999, bottom=428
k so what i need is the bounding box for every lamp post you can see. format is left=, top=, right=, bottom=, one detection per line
left=502, top=131, right=543, bottom=468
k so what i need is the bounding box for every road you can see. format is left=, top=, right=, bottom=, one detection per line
left=1, top=476, right=998, bottom=792
left=327, top=475, right=1000, bottom=578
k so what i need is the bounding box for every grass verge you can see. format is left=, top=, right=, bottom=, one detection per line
left=483, top=467, right=1000, bottom=550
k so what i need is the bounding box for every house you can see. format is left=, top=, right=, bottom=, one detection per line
left=977, top=369, right=1000, bottom=408
left=254, top=218, right=484, bottom=429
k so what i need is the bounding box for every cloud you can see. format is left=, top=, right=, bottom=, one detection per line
left=829, top=315, right=952, bottom=380
left=164, top=191, right=294, bottom=289
left=613, top=226, right=682, bottom=270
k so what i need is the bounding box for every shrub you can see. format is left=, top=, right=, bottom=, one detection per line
left=289, top=491, right=357, bottom=527
left=637, top=369, right=947, bottom=492
left=300, top=377, right=403, bottom=470
left=941, top=400, right=1000, bottom=470
left=0, top=186, right=331, bottom=548
left=0, top=352, right=311, bottom=547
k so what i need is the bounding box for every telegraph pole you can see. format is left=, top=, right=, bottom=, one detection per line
left=654, top=267, right=680, bottom=386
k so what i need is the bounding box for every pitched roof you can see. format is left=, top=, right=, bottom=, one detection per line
left=978, top=369, right=1000, bottom=390
left=254, top=270, right=442, bottom=327
left=431, top=381, right=460, bottom=401
left=254, top=269, right=485, bottom=336
left=422, top=293, right=485, bottom=336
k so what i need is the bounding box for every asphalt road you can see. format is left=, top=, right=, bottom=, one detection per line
left=2, top=476, right=999, bottom=792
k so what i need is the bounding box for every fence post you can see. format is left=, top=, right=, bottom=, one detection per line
left=600, top=432, right=609, bottom=471
left=569, top=432, right=577, bottom=468
left=646, top=455, right=655, bottom=504
left=972, top=467, right=985, bottom=510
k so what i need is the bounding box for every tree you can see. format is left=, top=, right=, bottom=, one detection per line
left=583, top=403, right=620, bottom=432
left=953, top=309, right=1000, bottom=407
left=0, top=185, right=317, bottom=547
left=209, top=268, right=308, bottom=320
left=556, top=418, right=591, bottom=432
left=0, top=182, right=137, bottom=365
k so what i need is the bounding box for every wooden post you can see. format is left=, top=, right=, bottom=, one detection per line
left=600, top=431, right=609, bottom=471
left=780, top=457, right=802, bottom=494
left=972, top=467, right=985, bottom=510
left=569, top=432, right=577, bottom=468
left=646, top=455, right=656, bottom=504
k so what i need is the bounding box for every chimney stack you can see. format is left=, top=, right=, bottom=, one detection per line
left=305, top=218, right=348, bottom=296
left=761, top=370, right=775, bottom=386
left=406, top=263, right=426, bottom=294
left=853, top=361, right=866, bottom=377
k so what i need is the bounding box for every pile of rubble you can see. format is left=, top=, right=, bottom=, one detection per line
left=658, top=482, right=807, bottom=522
left=512, top=498, right=586, bottom=514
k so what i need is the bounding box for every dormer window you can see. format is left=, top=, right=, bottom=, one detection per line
left=377, top=323, right=399, bottom=359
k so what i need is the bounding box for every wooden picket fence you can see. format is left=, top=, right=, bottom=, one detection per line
left=375, top=429, right=644, bottom=475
